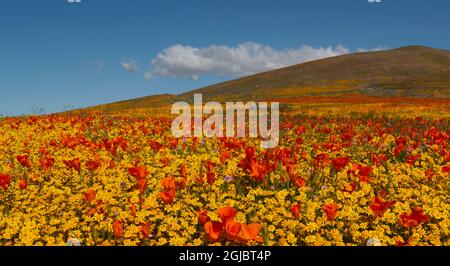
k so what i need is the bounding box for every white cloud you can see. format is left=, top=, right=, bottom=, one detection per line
left=144, top=43, right=355, bottom=80
left=121, top=59, right=139, bottom=73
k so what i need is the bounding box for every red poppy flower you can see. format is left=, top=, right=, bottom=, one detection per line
left=160, top=176, right=176, bottom=191
left=148, top=140, right=162, bottom=152
left=112, top=220, right=124, bottom=238
left=237, top=223, right=262, bottom=242
left=323, top=203, right=339, bottom=221
left=249, top=158, right=267, bottom=182
left=400, top=207, right=429, bottom=228
left=358, top=165, right=372, bottom=177
left=40, top=155, right=54, bottom=171
left=331, top=157, right=350, bottom=172
left=85, top=159, right=101, bottom=172
left=137, top=177, right=148, bottom=194
left=160, top=157, right=170, bottom=166
left=225, top=221, right=242, bottom=241
left=84, top=188, right=96, bottom=203
left=443, top=164, right=450, bottom=173
left=425, top=168, right=434, bottom=180
left=16, top=155, right=31, bottom=168
left=369, top=197, right=396, bottom=217
left=218, top=206, right=238, bottom=226
left=63, top=158, right=81, bottom=172
left=291, top=176, right=306, bottom=187
left=0, top=173, right=12, bottom=190
left=128, top=166, right=149, bottom=179
left=206, top=172, right=216, bottom=184
left=158, top=189, right=176, bottom=205
left=139, top=223, right=151, bottom=239
left=313, top=153, right=329, bottom=168
left=18, top=179, right=28, bottom=190
left=204, top=221, right=223, bottom=242
left=290, top=203, right=301, bottom=219
left=406, top=155, right=421, bottom=165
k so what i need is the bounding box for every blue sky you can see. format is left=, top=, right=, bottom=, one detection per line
left=1, top=0, right=449, bottom=115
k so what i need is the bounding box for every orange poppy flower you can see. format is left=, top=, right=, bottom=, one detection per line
left=237, top=223, right=262, bottom=242
left=137, top=177, right=148, bottom=194
left=313, top=153, right=329, bottom=168
left=16, top=155, right=31, bottom=168
left=112, top=220, right=124, bottom=238
left=291, top=176, right=306, bottom=187
left=290, top=203, right=301, bottom=219
left=369, top=197, right=396, bottom=217
left=160, top=176, right=176, bottom=191
left=331, top=157, right=350, bottom=172
left=0, top=173, right=12, bottom=191
left=225, top=221, right=242, bottom=241
left=323, top=203, right=339, bottom=221
left=84, top=188, right=96, bottom=203
left=85, top=159, right=101, bottom=172
left=128, top=166, right=149, bottom=179
left=140, top=223, right=151, bottom=239
left=204, top=221, right=223, bottom=242
left=63, top=158, right=81, bottom=172
left=40, top=155, right=54, bottom=171
left=18, top=179, right=28, bottom=190
left=218, top=206, right=237, bottom=226
left=159, top=189, right=176, bottom=205
left=400, top=207, right=429, bottom=228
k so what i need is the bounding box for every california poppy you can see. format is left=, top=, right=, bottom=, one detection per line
left=218, top=206, right=237, bottom=226
left=442, top=164, right=450, bottom=173
left=204, top=221, right=223, bottom=242
left=0, top=173, right=12, bottom=190
left=400, top=207, right=429, bottom=228
left=290, top=203, right=301, bottom=219
left=40, top=155, right=54, bottom=171
left=112, top=220, right=124, bottom=238
left=128, top=166, right=149, bottom=180
left=159, top=189, right=176, bottom=205
left=369, top=197, right=396, bottom=217
left=84, top=188, right=96, bottom=203
left=323, top=203, right=339, bottom=221
left=18, top=179, right=28, bottom=190
left=63, top=158, right=81, bottom=172
left=331, top=157, right=350, bottom=172
left=291, top=176, right=306, bottom=187
left=180, top=164, right=187, bottom=178
left=225, top=221, right=242, bottom=241
left=137, top=177, right=148, bottom=194
left=160, top=176, right=176, bottom=191
left=425, top=168, right=434, bottom=180
left=313, top=153, right=329, bottom=168
left=16, top=155, right=31, bottom=168
left=139, top=223, right=151, bottom=239
left=85, top=159, right=101, bottom=172
left=406, top=155, right=421, bottom=165
left=237, top=223, right=262, bottom=242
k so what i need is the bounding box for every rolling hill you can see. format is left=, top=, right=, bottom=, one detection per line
left=80, top=45, right=450, bottom=114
